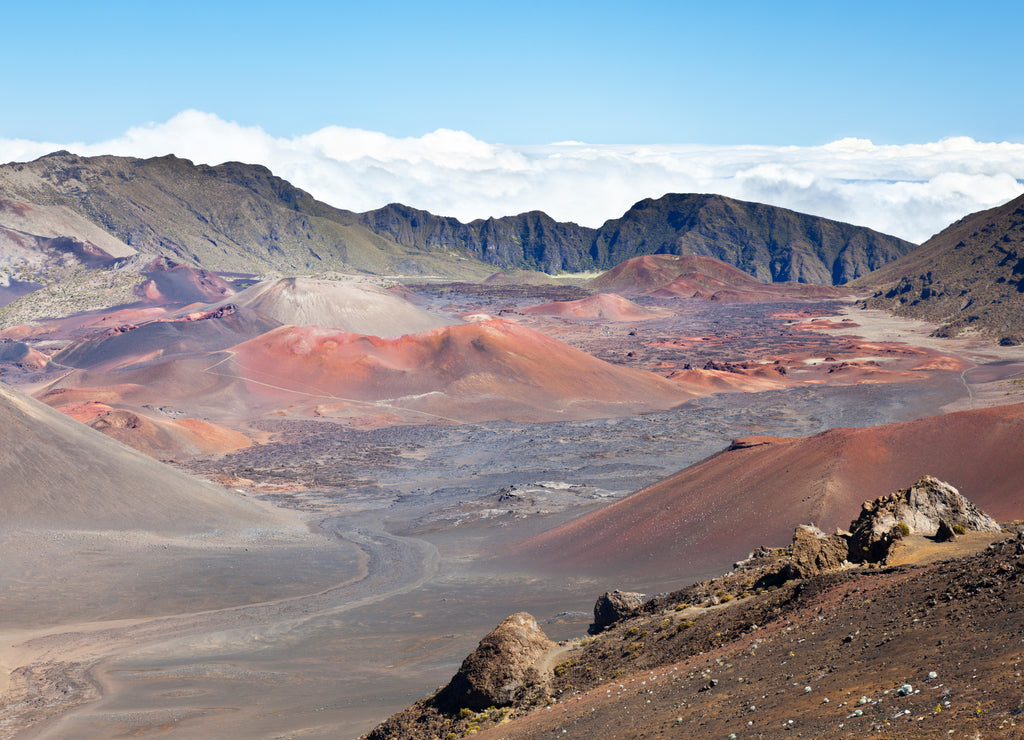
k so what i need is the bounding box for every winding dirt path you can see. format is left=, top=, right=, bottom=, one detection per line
left=0, top=522, right=439, bottom=739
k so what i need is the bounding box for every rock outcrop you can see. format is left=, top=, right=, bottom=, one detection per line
left=590, top=590, right=646, bottom=633
left=783, top=525, right=850, bottom=579
left=435, top=612, right=554, bottom=712
left=848, top=475, right=1000, bottom=562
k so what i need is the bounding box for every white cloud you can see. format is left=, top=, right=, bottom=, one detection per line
left=2, top=110, right=1023, bottom=243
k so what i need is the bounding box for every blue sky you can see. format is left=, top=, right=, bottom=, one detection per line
left=2, top=2, right=1023, bottom=241
left=5, top=1, right=1023, bottom=145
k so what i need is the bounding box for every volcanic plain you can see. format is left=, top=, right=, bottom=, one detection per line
left=3, top=260, right=1024, bottom=739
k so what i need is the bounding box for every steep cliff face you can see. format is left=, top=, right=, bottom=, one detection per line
left=590, top=194, right=915, bottom=284
left=857, top=192, right=1024, bottom=341
left=359, top=205, right=597, bottom=272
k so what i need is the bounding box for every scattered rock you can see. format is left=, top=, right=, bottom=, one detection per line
left=436, top=612, right=555, bottom=712
left=590, top=590, right=645, bottom=633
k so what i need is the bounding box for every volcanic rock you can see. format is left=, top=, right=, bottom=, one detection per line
left=590, top=590, right=646, bottom=633
left=436, top=612, right=555, bottom=712
left=848, top=475, right=1000, bottom=563
left=783, top=524, right=849, bottom=579
left=935, top=519, right=959, bottom=542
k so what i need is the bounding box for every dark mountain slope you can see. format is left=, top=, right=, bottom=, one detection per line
left=0, top=152, right=494, bottom=278
left=590, top=194, right=915, bottom=284
left=360, top=205, right=598, bottom=273
left=363, top=194, right=916, bottom=284
left=857, top=192, right=1024, bottom=342
left=0, top=152, right=915, bottom=286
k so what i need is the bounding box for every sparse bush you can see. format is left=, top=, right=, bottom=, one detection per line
left=624, top=626, right=639, bottom=637
left=953, top=524, right=966, bottom=535
left=897, top=522, right=911, bottom=537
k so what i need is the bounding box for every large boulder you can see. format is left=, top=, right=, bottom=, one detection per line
left=849, top=475, right=1001, bottom=562
left=436, top=612, right=555, bottom=712
left=783, top=524, right=850, bottom=579
left=590, top=590, right=646, bottom=633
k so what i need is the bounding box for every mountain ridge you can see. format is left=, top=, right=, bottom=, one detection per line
left=0, top=152, right=916, bottom=287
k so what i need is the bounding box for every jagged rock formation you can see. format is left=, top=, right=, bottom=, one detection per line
left=847, top=475, right=1000, bottom=563
left=364, top=613, right=555, bottom=739
left=437, top=612, right=554, bottom=712
left=857, top=192, right=1024, bottom=341
left=783, top=524, right=850, bottom=579
left=590, top=590, right=646, bottom=633
left=360, top=205, right=598, bottom=274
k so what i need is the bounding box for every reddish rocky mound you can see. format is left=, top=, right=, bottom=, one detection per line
left=55, top=402, right=251, bottom=459
left=511, top=403, right=1024, bottom=584
left=588, top=254, right=742, bottom=295
left=520, top=293, right=670, bottom=321
left=135, top=257, right=236, bottom=306
left=228, top=318, right=693, bottom=421
left=589, top=254, right=846, bottom=301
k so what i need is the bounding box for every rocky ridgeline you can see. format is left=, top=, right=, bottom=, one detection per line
left=364, top=476, right=1007, bottom=739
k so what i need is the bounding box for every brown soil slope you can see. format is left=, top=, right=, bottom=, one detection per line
left=382, top=532, right=1024, bottom=740
left=512, top=403, right=1024, bottom=582
left=858, top=192, right=1024, bottom=341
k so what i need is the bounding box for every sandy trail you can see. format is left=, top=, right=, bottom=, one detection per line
left=0, top=522, right=439, bottom=739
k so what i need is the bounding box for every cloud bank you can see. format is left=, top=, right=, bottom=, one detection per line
left=3, top=110, right=1023, bottom=244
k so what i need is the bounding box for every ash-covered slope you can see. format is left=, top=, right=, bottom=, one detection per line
left=857, top=192, right=1024, bottom=342
left=510, top=403, right=1024, bottom=582
left=0, top=151, right=494, bottom=279
left=363, top=194, right=916, bottom=283
left=0, top=380, right=271, bottom=533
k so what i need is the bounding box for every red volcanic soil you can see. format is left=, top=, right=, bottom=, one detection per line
left=589, top=254, right=846, bottom=302
left=52, top=400, right=251, bottom=458
left=228, top=318, right=694, bottom=422
left=520, top=293, right=671, bottom=321
left=135, top=258, right=236, bottom=306
left=511, top=403, right=1024, bottom=584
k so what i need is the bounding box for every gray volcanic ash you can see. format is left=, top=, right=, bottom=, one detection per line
left=224, top=276, right=456, bottom=335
